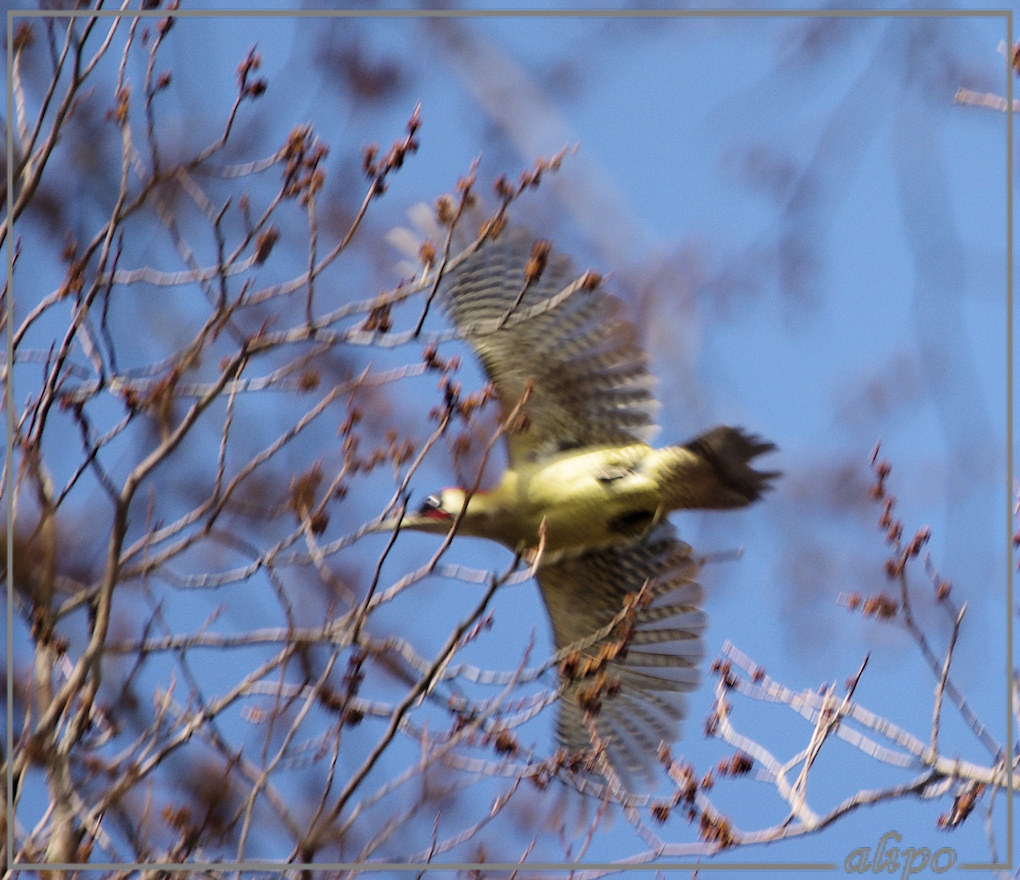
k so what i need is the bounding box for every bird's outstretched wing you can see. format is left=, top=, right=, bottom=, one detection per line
left=536, top=524, right=705, bottom=788
left=438, top=226, right=660, bottom=465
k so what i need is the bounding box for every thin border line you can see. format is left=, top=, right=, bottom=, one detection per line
left=6, top=860, right=837, bottom=872
left=1005, top=8, right=1014, bottom=875
left=2, top=6, right=1013, bottom=16
left=5, top=6, right=13, bottom=875
left=4, top=5, right=1013, bottom=875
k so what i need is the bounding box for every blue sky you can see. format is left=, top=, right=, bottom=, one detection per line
left=9, top=5, right=1013, bottom=874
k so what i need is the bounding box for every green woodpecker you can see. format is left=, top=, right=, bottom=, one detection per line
left=389, top=219, right=777, bottom=786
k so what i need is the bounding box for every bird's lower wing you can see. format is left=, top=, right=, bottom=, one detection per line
left=535, top=524, right=705, bottom=788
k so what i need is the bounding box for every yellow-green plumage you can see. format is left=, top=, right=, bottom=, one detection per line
left=391, top=217, right=778, bottom=788
left=438, top=444, right=661, bottom=552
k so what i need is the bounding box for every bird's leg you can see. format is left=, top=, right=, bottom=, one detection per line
left=641, top=504, right=667, bottom=542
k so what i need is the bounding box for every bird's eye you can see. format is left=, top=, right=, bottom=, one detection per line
left=417, top=494, right=448, bottom=518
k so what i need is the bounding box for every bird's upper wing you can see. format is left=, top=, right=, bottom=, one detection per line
left=438, top=226, right=660, bottom=466
left=536, top=524, right=705, bottom=788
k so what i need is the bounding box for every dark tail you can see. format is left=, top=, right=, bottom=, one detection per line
left=668, top=426, right=779, bottom=510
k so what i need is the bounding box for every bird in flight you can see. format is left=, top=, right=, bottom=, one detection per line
left=387, top=211, right=777, bottom=789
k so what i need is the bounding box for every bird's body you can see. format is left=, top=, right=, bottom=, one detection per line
left=417, top=435, right=771, bottom=556
left=386, top=214, right=777, bottom=788
left=423, top=442, right=660, bottom=553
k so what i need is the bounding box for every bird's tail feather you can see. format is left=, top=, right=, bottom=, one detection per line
left=661, top=426, right=779, bottom=510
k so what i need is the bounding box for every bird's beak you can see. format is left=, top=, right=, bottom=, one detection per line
left=369, top=514, right=413, bottom=533
left=369, top=508, right=447, bottom=535
left=370, top=494, right=456, bottom=536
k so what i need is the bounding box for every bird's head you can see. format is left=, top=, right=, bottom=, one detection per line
left=374, top=488, right=474, bottom=536
left=412, top=488, right=468, bottom=526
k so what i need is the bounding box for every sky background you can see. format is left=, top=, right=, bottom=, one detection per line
left=8, top=3, right=1013, bottom=874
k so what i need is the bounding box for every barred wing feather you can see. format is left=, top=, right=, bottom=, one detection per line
left=439, top=227, right=660, bottom=465
left=536, top=524, right=705, bottom=786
